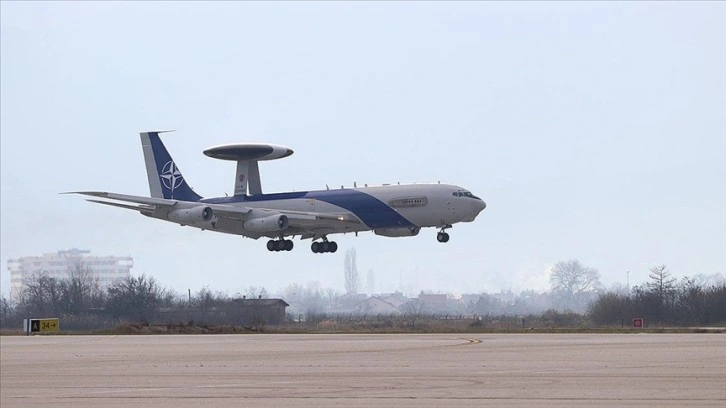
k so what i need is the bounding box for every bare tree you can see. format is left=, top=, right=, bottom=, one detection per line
left=106, top=274, right=167, bottom=322
left=400, top=298, right=431, bottom=316
left=344, top=248, right=360, bottom=294
left=18, top=272, right=64, bottom=316
left=194, top=287, right=217, bottom=311
left=246, top=286, right=268, bottom=299
left=281, top=283, right=304, bottom=304
left=323, top=287, right=340, bottom=312
left=62, top=261, right=103, bottom=315
left=0, top=295, right=12, bottom=328
left=647, top=265, right=676, bottom=303
left=302, top=281, right=326, bottom=315
left=549, top=259, right=601, bottom=311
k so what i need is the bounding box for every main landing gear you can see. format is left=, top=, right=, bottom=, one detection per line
left=311, top=239, right=338, bottom=254
left=436, top=226, right=451, bottom=243
left=267, top=239, right=294, bottom=252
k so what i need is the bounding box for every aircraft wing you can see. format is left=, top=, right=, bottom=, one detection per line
left=66, top=192, right=360, bottom=234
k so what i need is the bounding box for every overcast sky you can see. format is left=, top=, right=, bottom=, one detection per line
left=1, top=2, right=724, bottom=298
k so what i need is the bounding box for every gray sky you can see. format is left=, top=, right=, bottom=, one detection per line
left=2, top=2, right=724, bottom=297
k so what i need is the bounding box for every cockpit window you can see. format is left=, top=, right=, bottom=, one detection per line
left=454, top=190, right=481, bottom=200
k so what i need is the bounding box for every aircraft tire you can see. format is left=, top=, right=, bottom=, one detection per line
left=311, top=242, right=320, bottom=253
left=443, top=233, right=450, bottom=243
left=267, top=240, right=276, bottom=251
left=329, top=242, right=338, bottom=253
left=284, top=240, right=294, bottom=251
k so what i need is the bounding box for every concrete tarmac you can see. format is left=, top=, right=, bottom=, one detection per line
left=1, top=333, right=725, bottom=407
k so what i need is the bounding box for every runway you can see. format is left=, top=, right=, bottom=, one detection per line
left=1, top=333, right=724, bottom=407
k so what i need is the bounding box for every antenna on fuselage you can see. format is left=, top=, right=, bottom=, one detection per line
left=326, top=184, right=329, bottom=190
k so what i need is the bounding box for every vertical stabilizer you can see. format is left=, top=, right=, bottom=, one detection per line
left=140, top=131, right=202, bottom=201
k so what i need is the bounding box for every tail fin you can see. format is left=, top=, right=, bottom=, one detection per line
left=140, top=131, right=202, bottom=201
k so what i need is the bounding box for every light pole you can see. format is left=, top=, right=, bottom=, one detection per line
left=627, top=271, right=630, bottom=292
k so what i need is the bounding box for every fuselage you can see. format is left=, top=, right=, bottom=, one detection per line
left=180, top=183, right=486, bottom=239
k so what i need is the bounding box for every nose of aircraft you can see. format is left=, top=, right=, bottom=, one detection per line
left=471, top=199, right=486, bottom=217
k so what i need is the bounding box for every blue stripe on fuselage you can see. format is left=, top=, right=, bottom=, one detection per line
left=202, top=189, right=415, bottom=229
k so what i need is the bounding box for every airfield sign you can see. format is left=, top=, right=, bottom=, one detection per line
left=24, top=318, right=59, bottom=335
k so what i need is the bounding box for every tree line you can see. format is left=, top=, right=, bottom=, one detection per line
left=1, top=260, right=724, bottom=330
left=589, top=265, right=726, bottom=326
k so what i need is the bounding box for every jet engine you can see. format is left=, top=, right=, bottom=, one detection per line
left=168, top=206, right=213, bottom=225
left=374, top=226, right=420, bottom=237
left=243, top=214, right=289, bottom=232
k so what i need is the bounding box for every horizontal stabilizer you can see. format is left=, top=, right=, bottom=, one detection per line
left=64, top=191, right=177, bottom=206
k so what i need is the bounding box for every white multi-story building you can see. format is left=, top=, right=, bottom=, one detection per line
left=8, top=249, right=133, bottom=301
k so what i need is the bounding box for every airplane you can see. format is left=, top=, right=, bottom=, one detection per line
left=67, top=131, right=486, bottom=253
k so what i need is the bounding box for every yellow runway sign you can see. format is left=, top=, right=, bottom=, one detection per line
left=25, top=318, right=59, bottom=334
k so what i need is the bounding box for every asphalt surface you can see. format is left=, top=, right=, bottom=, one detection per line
left=1, top=333, right=724, bottom=407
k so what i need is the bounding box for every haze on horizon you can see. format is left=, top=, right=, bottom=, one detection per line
left=1, top=2, right=724, bottom=298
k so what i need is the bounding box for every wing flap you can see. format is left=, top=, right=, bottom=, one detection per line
left=86, top=199, right=154, bottom=215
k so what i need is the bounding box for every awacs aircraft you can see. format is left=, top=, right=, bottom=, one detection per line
left=68, top=131, right=486, bottom=253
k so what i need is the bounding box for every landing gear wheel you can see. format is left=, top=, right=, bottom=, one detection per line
left=267, top=240, right=276, bottom=251
left=284, top=240, right=294, bottom=251
left=311, top=240, right=338, bottom=253
left=437, top=232, right=450, bottom=243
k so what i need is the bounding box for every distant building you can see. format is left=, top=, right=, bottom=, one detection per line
left=8, top=248, right=133, bottom=301
left=158, top=298, right=289, bottom=326
left=235, top=298, right=289, bottom=325
left=417, top=294, right=449, bottom=313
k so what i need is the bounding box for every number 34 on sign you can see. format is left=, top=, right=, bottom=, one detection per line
left=24, top=318, right=59, bottom=334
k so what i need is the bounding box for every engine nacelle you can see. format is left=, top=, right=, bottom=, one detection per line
left=168, top=206, right=213, bottom=225
left=374, top=226, right=420, bottom=237
left=243, top=214, right=289, bottom=232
